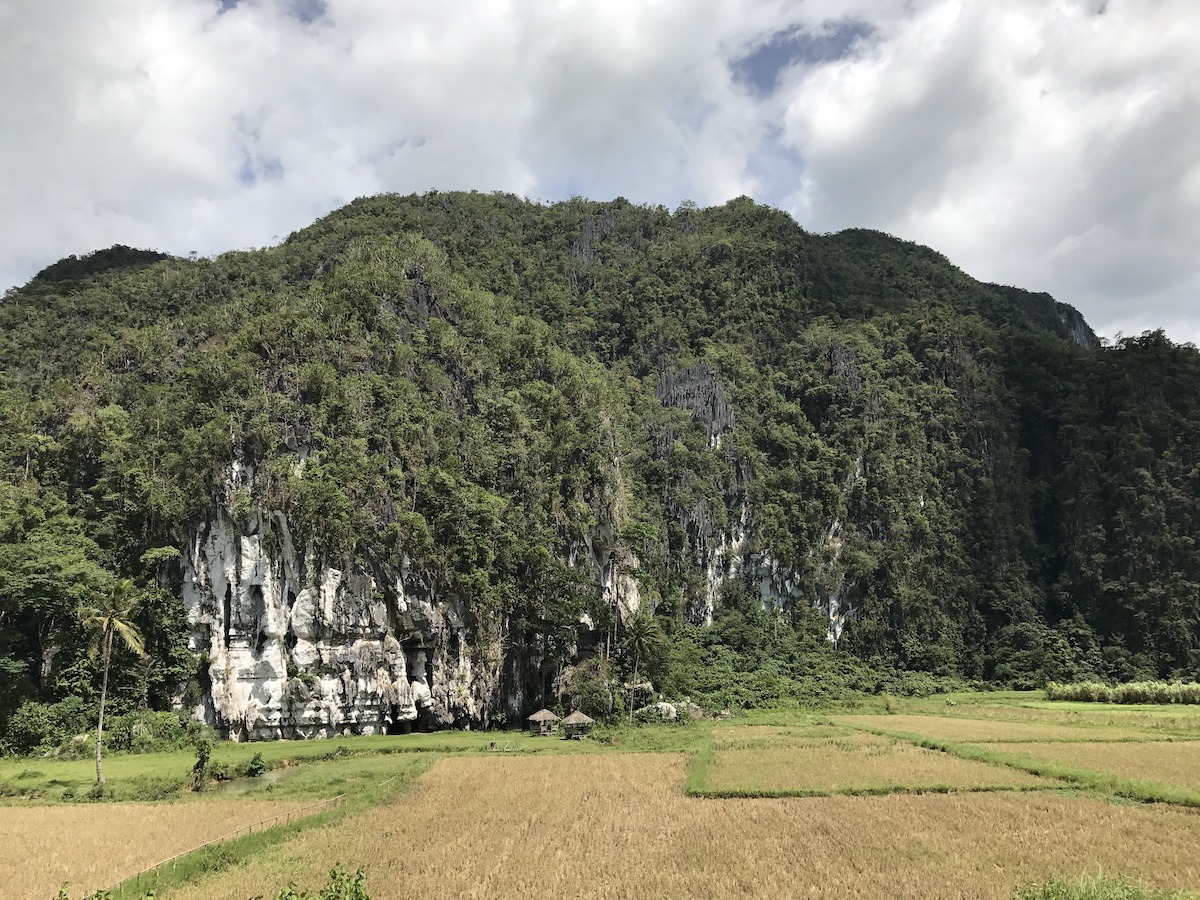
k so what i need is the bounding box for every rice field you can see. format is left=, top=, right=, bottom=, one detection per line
left=985, top=741, right=1200, bottom=792
left=708, top=723, right=855, bottom=747
left=906, top=696, right=1200, bottom=735
left=838, top=713, right=1162, bottom=743
left=0, top=798, right=315, bottom=900
left=702, top=734, right=1049, bottom=795
left=158, top=753, right=1200, bottom=900
left=8, top=694, right=1200, bottom=899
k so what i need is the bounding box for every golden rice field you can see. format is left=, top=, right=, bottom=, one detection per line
left=703, top=736, right=1048, bottom=794
left=0, top=798, right=314, bottom=900
left=986, top=740, right=1200, bottom=792
left=160, top=753, right=1200, bottom=900
left=838, top=713, right=1160, bottom=743
left=709, top=723, right=854, bottom=747
left=916, top=700, right=1200, bottom=734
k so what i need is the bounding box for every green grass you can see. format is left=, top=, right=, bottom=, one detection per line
left=0, top=722, right=714, bottom=803
left=685, top=742, right=712, bottom=795
left=1014, top=875, right=1199, bottom=899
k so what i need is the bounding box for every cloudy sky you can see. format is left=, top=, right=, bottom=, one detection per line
left=2, top=0, right=1197, bottom=344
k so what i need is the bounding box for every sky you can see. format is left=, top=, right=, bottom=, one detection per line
left=1, top=0, right=1197, bottom=345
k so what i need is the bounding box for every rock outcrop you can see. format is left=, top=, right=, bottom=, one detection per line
left=182, top=467, right=485, bottom=741
left=183, top=443, right=850, bottom=739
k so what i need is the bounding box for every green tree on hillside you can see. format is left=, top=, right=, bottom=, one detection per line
left=81, top=579, right=145, bottom=784
left=622, top=608, right=666, bottom=723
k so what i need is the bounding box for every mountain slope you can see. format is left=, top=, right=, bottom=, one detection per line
left=0, top=192, right=1196, bottom=739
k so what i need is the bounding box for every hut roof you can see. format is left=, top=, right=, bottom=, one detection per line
left=562, top=710, right=594, bottom=725
left=527, top=708, right=561, bottom=723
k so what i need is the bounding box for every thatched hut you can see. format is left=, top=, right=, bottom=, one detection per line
left=527, top=708, right=561, bottom=735
left=562, top=710, right=594, bottom=740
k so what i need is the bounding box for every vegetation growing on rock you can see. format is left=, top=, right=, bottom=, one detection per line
left=1, top=191, right=1198, bottom=746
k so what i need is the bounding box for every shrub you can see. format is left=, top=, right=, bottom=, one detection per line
left=191, top=734, right=215, bottom=790
left=105, top=710, right=191, bottom=752
left=242, top=751, right=269, bottom=778
left=558, top=658, right=615, bottom=719
left=1046, top=680, right=1200, bottom=705
left=271, top=866, right=371, bottom=900
left=3, top=697, right=90, bottom=755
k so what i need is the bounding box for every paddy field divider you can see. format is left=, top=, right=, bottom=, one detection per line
left=128, top=793, right=345, bottom=888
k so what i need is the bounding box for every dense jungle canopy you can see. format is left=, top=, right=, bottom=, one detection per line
left=1, top=192, right=1198, bottom=748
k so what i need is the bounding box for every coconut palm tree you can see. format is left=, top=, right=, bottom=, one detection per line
left=81, top=579, right=145, bottom=784
left=621, top=608, right=665, bottom=725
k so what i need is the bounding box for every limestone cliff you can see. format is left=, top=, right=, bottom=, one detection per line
left=182, top=467, right=486, bottom=740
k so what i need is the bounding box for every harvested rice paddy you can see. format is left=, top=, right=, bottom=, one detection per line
left=11, top=693, right=1200, bottom=900
left=702, top=735, right=1049, bottom=795
left=708, top=723, right=854, bottom=747
left=160, top=753, right=1200, bottom=900
left=0, top=798, right=314, bottom=900
left=910, top=698, right=1200, bottom=735
left=839, top=713, right=1161, bottom=743
left=986, top=740, right=1200, bottom=792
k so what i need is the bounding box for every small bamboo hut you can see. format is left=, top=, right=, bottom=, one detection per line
left=527, top=708, right=561, bottom=735
left=562, top=710, right=594, bottom=740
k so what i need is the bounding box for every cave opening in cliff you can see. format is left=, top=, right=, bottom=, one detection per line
left=222, top=584, right=232, bottom=648
left=249, top=584, right=267, bottom=655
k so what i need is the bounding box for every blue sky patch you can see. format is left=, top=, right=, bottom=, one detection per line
left=218, top=0, right=325, bottom=24
left=238, top=153, right=285, bottom=187
left=732, top=21, right=873, bottom=95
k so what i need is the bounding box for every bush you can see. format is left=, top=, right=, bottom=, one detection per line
left=3, top=697, right=90, bottom=755
left=1046, top=680, right=1200, bottom=705
left=191, top=734, right=224, bottom=790
left=271, top=866, right=371, bottom=900
left=241, top=751, right=269, bottom=778
left=558, top=658, right=615, bottom=719
left=105, top=710, right=191, bottom=753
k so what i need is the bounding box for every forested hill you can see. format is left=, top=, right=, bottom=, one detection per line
left=2, top=192, right=1198, bottom=740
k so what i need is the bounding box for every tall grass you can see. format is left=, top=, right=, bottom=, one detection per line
left=1046, top=681, right=1200, bottom=705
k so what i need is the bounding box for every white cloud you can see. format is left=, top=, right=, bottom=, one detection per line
left=0, top=0, right=1196, bottom=344
left=778, top=0, right=1200, bottom=342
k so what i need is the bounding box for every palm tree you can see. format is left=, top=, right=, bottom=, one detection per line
left=81, top=579, right=145, bottom=784
left=621, top=608, right=665, bottom=725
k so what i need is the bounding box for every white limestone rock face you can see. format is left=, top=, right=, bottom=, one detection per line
left=182, top=483, right=483, bottom=740
left=692, top=501, right=855, bottom=642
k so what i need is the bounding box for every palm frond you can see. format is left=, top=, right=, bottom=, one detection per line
left=112, top=618, right=146, bottom=656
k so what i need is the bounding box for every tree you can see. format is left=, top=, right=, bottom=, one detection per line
left=621, top=608, right=666, bottom=724
left=80, top=579, right=145, bottom=784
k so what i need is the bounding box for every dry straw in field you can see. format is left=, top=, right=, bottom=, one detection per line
left=987, top=741, right=1200, bottom=792
left=930, top=702, right=1200, bottom=733
left=0, top=798, right=312, bottom=900
left=704, top=738, right=1047, bottom=794
left=709, top=724, right=855, bottom=749
left=164, top=753, right=1200, bottom=900
left=840, top=714, right=1159, bottom=743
